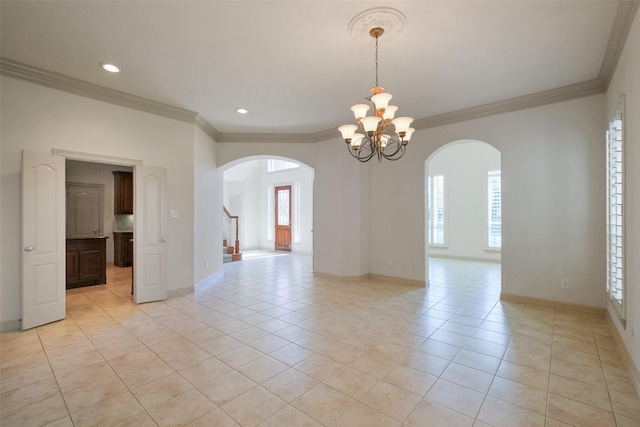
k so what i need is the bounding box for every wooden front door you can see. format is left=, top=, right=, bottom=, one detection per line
left=275, top=185, right=292, bottom=251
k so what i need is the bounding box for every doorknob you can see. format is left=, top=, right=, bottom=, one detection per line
left=24, top=246, right=34, bottom=252
left=161, top=238, right=167, bottom=242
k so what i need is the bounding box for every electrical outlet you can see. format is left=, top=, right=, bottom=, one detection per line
left=205, top=260, right=209, bottom=269
left=185, top=267, right=191, bottom=276
left=561, top=279, right=569, bottom=289
left=387, top=259, right=392, bottom=266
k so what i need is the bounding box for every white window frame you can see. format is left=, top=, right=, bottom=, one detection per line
left=427, top=172, right=447, bottom=247
left=606, top=95, right=626, bottom=325
left=485, top=169, right=502, bottom=251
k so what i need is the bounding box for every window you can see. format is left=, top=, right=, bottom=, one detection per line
left=487, top=170, right=502, bottom=249
left=607, top=96, right=625, bottom=321
left=427, top=174, right=445, bottom=245
left=267, top=159, right=300, bottom=173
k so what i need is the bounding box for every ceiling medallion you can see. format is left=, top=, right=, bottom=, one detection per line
left=348, top=7, right=407, bottom=44
left=339, top=8, right=414, bottom=162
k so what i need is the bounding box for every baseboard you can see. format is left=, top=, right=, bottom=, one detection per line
left=167, top=286, right=194, bottom=298
left=429, top=254, right=501, bottom=263
left=0, top=319, right=22, bottom=332
left=605, top=310, right=640, bottom=396
left=368, top=273, right=426, bottom=287
left=500, top=293, right=605, bottom=314
left=194, top=269, right=224, bottom=291
left=313, top=271, right=370, bottom=281
left=313, top=271, right=426, bottom=287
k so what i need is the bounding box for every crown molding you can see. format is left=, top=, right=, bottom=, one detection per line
left=194, top=115, right=219, bottom=141
left=52, top=149, right=143, bottom=166
left=216, top=132, right=317, bottom=144
left=215, top=127, right=339, bottom=144
left=412, top=79, right=606, bottom=131
left=598, top=0, right=639, bottom=87
left=0, top=58, right=198, bottom=123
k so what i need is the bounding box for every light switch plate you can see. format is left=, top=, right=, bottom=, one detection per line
left=170, top=210, right=179, bottom=218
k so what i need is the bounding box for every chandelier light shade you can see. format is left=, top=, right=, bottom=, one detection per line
left=339, top=26, right=414, bottom=162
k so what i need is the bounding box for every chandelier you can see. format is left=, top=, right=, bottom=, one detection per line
left=338, top=27, right=414, bottom=162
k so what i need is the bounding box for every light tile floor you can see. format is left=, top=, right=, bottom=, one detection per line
left=1, top=254, right=639, bottom=426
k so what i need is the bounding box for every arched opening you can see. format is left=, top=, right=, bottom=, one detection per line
left=221, top=155, right=314, bottom=263
left=425, top=140, right=502, bottom=293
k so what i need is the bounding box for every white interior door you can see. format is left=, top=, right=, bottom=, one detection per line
left=134, top=166, right=167, bottom=303
left=22, top=151, right=66, bottom=329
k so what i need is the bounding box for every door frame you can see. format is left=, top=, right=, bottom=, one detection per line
left=55, top=151, right=168, bottom=305
left=50, top=150, right=151, bottom=303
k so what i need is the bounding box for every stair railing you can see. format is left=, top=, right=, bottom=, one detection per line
left=223, top=206, right=240, bottom=254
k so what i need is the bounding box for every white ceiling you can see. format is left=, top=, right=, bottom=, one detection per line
left=0, top=1, right=633, bottom=138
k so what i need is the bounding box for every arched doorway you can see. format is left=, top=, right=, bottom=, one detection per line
left=221, top=156, right=314, bottom=261
left=425, top=140, right=502, bottom=289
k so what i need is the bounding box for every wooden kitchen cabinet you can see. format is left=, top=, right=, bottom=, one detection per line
left=66, top=237, right=107, bottom=288
left=113, top=171, right=133, bottom=214
left=114, top=232, right=133, bottom=267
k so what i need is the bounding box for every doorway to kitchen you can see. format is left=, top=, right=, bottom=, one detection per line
left=65, top=160, right=134, bottom=300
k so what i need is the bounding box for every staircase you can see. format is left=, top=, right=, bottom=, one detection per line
left=222, top=239, right=242, bottom=263
left=223, top=207, right=242, bottom=263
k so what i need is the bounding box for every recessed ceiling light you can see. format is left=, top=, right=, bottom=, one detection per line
left=236, top=108, right=249, bottom=114
left=100, top=62, right=120, bottom=73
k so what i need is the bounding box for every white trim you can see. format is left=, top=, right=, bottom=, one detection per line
left=52, top=149, right=143, bottom=166
left=598, top=1, right=640, bottom=86
left=606, top=94, right=626, bottom=323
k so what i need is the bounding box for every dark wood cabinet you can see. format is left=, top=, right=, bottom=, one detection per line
left=66, top=238, right=107, bottom=289
left=113, top=171, right=133, bottom=214
left=114, top=232, right=133, bottom=267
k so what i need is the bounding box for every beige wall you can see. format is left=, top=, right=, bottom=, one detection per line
left=605, top=13, right=640, bottom=379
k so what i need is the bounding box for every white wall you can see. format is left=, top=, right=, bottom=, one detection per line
left=65, top=161, right=133, bottom=263
left=427, top=141, right=501, bottom=262
left=0, top=76, right=199, bottom=329
left=605, top=13, right=640, bottom=380
left=224, top=161, right=262, bottom=250
left=368, top=95, right=605, bottom=306
left=193, top=125, right=221, bottom=286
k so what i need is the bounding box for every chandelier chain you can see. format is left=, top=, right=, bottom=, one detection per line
left=374, top=35, right=379, bottom=87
